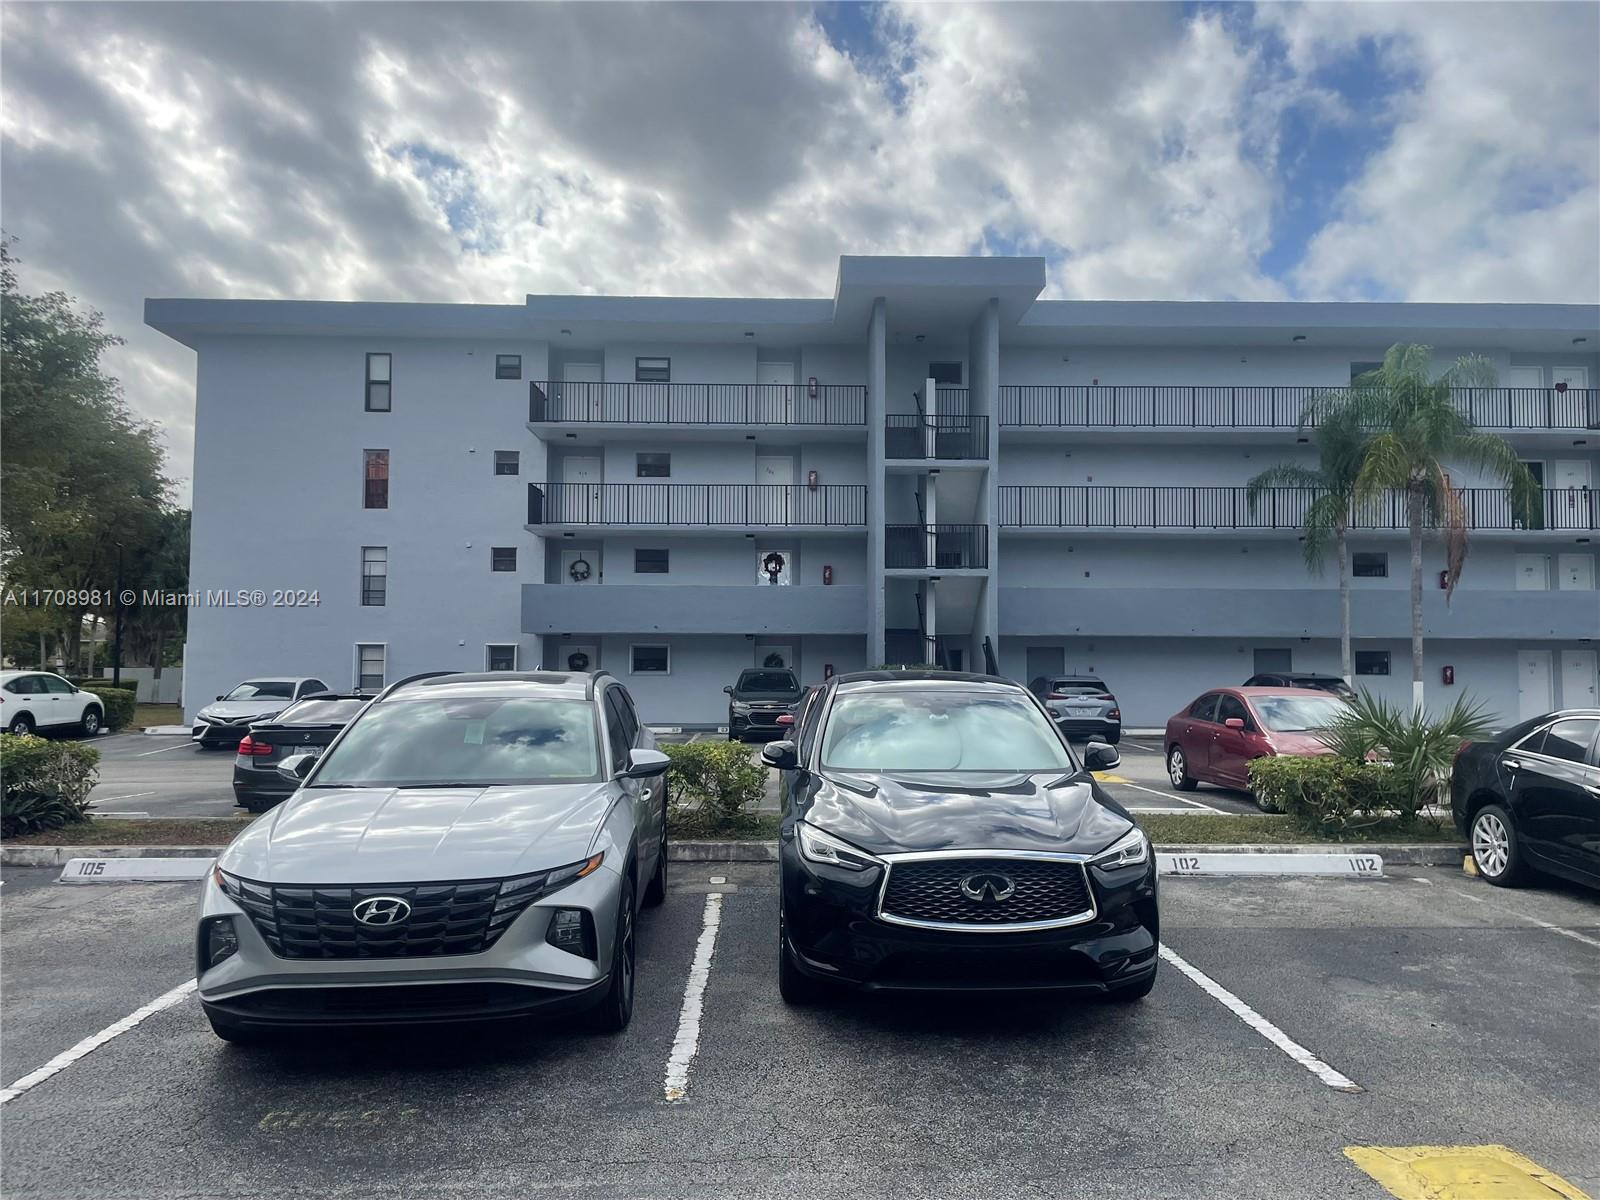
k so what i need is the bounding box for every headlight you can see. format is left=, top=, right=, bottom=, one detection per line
left=1091, top=826, right=1150, bottom=869
left=796, top=821, right=878, bottom=871
left=730, top=701, right=752, bottom=713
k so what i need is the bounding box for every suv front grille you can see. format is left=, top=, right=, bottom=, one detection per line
left=879, top=857, right=1094, bottom=929
left=220, top=875, right=546, bottom=960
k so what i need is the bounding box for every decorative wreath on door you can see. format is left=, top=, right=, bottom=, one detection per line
left=568, top=557, right=593, bottom=582
left=567, top=651, right=590, bottom=671
left=763, top=652, right=787, bottom=669
left=761, top=551, right=787, bottom=582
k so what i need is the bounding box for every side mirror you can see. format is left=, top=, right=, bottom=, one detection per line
left=1224, top=717, right=1246, bottom=731
left=722, top=685, right=734, bottom=694
left=621, top=748, right=670, bottom=779
left=761, top=740, right=798, bottom=770
left=1084, top=740, right=1121, bottom=772
left=277, top=753, right=317, bottom=784
left=216, top=694, right=225, bottom=701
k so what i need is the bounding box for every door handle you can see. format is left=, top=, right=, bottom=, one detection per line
left=1503, top=758, right=1523, bottom=770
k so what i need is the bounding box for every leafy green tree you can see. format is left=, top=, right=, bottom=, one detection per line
left=1246, top=402, right=1368, bottom=684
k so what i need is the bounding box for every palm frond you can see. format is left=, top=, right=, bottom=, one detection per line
left=1246, top=463, right=1323, bottom=509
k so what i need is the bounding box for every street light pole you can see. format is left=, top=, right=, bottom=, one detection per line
left=112, top=541, right=125, bottom=688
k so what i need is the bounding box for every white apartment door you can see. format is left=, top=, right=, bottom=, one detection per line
left=1502, top=366, right=1544, bottom=425
left=1558, top=553, right=1595, bottom=590
left=1560, top=650, right=1598, bottom=709
left=1518, top=650, right=1554, bottom=721
left=558, top=644, right=599, bottom=674
left=1551, top=459, right=1594, bottom=531
left=561, top=548, right=600, bottom=585
left=563, top=361, right=605, bottom=421
left=563, top=456, right=603, bottom=523
left=1551, top=366, right=1589, bottom=391
left=755, top=455, right=795, bottom=525
left=755, top=362, right=794, bottom=424
left=1515, top=554, right=1550, bottom=590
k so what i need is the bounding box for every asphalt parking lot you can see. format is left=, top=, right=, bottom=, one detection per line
left=3, top=862, right=1596, bottom=1199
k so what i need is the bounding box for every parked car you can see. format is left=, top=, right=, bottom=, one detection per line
left=1450, top=709, right=1600, bottom=891
left=724, top=668, right=804, bottom=741
left=196, top=670, right=670, bottom=1042
left=1040, top=676, right=1121, bottom=744
left=191, top=677, right=330, bottom=748
left=0, top=670, right=106, bottom=737
left=232, top=693, right=372, bottom=812
left=1164, top=687, right=1348, bottom=799
left=761, top=670, right=1157, bottom=1004
left=1242, top=672, right=1357, bottom=701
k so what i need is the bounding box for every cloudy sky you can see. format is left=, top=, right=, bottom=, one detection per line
left=3, top=1, right=1597, bottom=500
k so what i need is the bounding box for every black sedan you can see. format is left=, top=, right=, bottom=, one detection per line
left=232, top=693, right=371, bottom=812
left=1450, top=709, right=1600, bottom=890
left=761, top=670, right=1157, bottom=1004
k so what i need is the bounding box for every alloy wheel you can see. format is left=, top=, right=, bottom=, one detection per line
left=1168, top=748, right=1186, bottom=787
left=1473, top=812, right=1510, bottom=878
left=82, top=710, right=101, bottom=736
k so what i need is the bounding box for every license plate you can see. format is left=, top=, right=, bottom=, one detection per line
left=1067, top=708, right=1096, bottom=717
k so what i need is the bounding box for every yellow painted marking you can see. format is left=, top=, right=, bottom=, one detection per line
left=1091, top=771, right=1130, bottom=784
left=1345, top=1145, right=1592, bottom=1200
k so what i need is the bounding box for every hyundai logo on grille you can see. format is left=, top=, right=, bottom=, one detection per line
left=958, top=872, right=1016, bottom=903
left=352, top=896, right=412, bottom=926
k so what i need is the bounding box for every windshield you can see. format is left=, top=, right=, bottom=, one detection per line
left=309, top=697, right=600, bottom=787
left=275, top=698, right=367, bottom=725
left=736, top=671, right=800, bottom=695
left=224, top=680, right=295, bottom=700
left=821, top=690, right=1074, bottom=772
left=1252, top=695, right=1349, bottom=732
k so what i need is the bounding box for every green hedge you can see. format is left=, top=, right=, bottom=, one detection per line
left=76, top=686, right=137, bottom=731
left=1248, top=756, right=1419, bottom=835
left=1, top=733, right=100, bottom=837
left=662, top=742, right=767, bottom=837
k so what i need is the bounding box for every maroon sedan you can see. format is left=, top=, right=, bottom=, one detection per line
left=1164, top=687, right=1348, bottom=795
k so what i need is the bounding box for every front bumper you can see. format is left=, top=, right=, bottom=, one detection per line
left=729, top=707, right=793, bottom=738
left=193, top=720, right=251, bottom=747
left=779, top=834, right=1159, bottom=993
left=195, top=860, right=624, bottom=1028
left=1049, top=714, right=1120, bottom=740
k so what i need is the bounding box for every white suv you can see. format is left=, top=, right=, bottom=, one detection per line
left=1, top=671, right=107, bottom=737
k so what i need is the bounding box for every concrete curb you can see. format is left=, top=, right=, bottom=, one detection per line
left=141, top=725, right=190, bottom=736
left=2, top=840, right=1464, bottom=868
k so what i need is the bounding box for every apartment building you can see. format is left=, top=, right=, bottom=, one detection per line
left=147, top=257, right=1600, bottom=727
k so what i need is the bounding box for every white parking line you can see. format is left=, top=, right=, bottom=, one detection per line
left=92, top=792, right=157, bottom=804
left=136, top=742, right=192, bottom=756
left=663, top=892, right=724, bottom=1102
left=0, top=980, right=197, bottom=1106
left=1109, top=779, right=1229, bottom=812
left=1448, top=888, right=1600, bottom=950
left=1158, top=945, right=1362, bottom=1093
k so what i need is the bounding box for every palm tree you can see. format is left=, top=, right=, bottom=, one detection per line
left=1328, top=344, right=1541, bottom=711
left=1245, top=402, right=1368, bottom=685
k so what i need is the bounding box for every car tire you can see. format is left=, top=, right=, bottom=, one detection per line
left=1106, top=730, right=1121, bottom=746
left=1166, top=745, right=1198, bottom=791
left=1106, top=966, right=1157, bottom=1002
left=642, top=824, right=667, bottom=908
left=79, top=706, right=102, bottom=737
left=8, top=712, right=35, bottom=736
left=587, top=876, right=636, bottom=1033
left=1471, top=803, right=1526, bottom=888
left=206, top=1012, right=265, bottom=1045
left=778, top=905, right=827, bottom=1006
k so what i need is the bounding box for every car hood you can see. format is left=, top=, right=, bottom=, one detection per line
left=1268, top=731, right=1335, bottom=756
left=800, top=769, right=1132, bottom=858
left=200, top=700, right=288, bottom=721
left=219, top=783, right=616, bottom=884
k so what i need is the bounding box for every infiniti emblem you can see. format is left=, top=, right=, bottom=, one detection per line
left=958, top=872, right=1016, bottom=903
left=352, top=896, right=412, bottom=926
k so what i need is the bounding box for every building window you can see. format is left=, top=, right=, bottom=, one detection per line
left=361, top=546, right=387, bottom=606
left=635, top=356, right=671, bottom=383
left=636, top=452, right=671, bottom=478
left=1355, top=650, right=1390, bottom=676
left=494, top=450, right=520, bottom=476
left=1353, top=552, right=1388, bottom=578
left=929, top=362, right=963, bottom=386
left=634, top=548, right=669, bottom=574
left=365, top=353, right=391, bottom=411
left=1350, top=361, right=1383, bottom=383
left=486, top=644, right=518, bottom=671
left=356, top=644, right=386, bottom=691
left=495, top=354, right=522, bottom=380
left=630, top=644, right=670, bottom=674
left=364, top=449, right=389, bottom=509
left=491, top=547, right=517, bottom=572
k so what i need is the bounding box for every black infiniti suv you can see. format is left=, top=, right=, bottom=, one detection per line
left=724, top=668, right=803, bottom=741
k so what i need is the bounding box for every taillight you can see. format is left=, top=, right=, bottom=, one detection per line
left=1453, top=740, right=1472, bottom=763
left=1107, top=707, right=1121, bottom=719
left=1047, top=692, right=1067, bottom=700
left=236, top=735, right=273, bottom=756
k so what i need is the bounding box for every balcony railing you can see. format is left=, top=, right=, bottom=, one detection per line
left=529, top=381, right=866, bottom=425
left=885, top=414, right=990, bottom=460
left=998, top=385, right=1600, bottom=431
left=528, top=482, right=866, bottom=527
left=885, top=524, right=990, bottom=569
left=998, top=486, right=1598, bottom=532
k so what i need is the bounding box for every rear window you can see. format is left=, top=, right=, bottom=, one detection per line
left=275, top=698, right=368, bottom=725
left=309, top=697, right=600, bottom=787
left=1050, top=679, right=1108, bottom=696
left=224, top=680, right=296, bottom=700
left=736, top=671, right=800, bottom=695
left=821, top=690, right=1072, bottom=772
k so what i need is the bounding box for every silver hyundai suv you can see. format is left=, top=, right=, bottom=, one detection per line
left=195, top=670, right=670, bottom=1042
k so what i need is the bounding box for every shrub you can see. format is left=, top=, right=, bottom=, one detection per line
left=76, top=685, right=137, bottom=731
left=1249, top=755, right=1418, bottom=834
left=663, top=741, right=767, bottom=837
left=1319, top=690, right=1495, bottom=814
left=1, top=733, right=100, bottom=837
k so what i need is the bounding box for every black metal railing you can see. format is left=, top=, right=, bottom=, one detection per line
left=997, top=385, right=1600, bottom=431
left=998, top=486, right=1598, bottom=532
left=527, top=482, right=866, bottom=527
left=885, top=414, right=990, bottom=460
left=885, top=524, right=990, bottom=569
left=529, top=381, right=866, bottom=425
